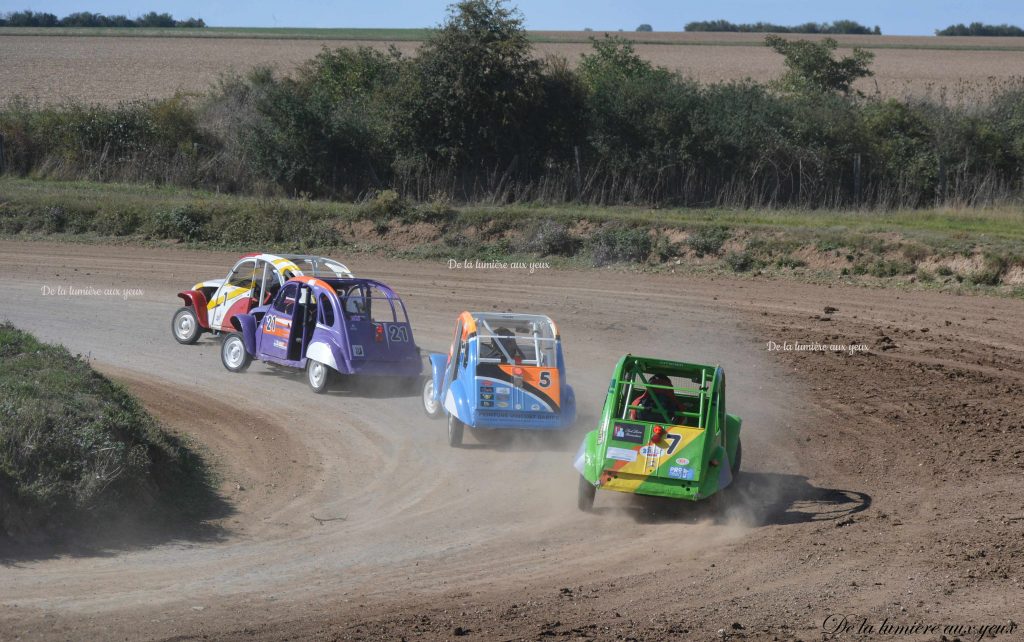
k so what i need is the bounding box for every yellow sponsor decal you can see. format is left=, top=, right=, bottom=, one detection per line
left=602, top=425, right=703, bottom=491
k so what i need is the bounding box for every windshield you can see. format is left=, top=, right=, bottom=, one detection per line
left=284, top=257, right=351, bottom=278
left=475, top=316, right=557, bottom=366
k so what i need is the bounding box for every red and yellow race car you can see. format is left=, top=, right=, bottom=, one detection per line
left=171, top=253, right=352, bottom=344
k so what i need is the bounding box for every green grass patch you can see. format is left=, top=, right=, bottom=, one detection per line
left=2, top=177, right=1024, bottom=292
left=0, top=322, right=221, bottom=545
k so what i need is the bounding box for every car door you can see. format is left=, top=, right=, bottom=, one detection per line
left=258, top=281, right=301, bottom=363
left=211, top=258, right=258, bottom=330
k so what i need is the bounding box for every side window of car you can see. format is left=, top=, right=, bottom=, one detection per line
left=228, top=260, right=256, bottom=290
left=255, top=262, right=280, bottom=304
left=273, top=283, right=296, bottom=315
left=318, top=294, right=335, bottom=326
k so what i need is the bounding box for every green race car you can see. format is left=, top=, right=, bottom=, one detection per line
left=574, top=355, right=742, bottom=511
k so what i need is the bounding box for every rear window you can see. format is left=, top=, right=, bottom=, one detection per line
left=335, top=284, right=407, bottom=323
left=476, top=321, right=556, bottom=366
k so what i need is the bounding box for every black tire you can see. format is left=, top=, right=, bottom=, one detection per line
left=731, top=439, right=742, bottom=479
left=422, top=377, right=443, bottom=420
left=577, top=475, right=596, bottom=512
left=447, top=414, right=464, bottom=447
left=307, top=359, right=331, bottom=394
left=221, top=333, right=251, bottom=372
left=171, top=306, right=201, bottom=345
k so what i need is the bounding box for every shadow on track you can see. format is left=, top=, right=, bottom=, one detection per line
left=591, top=471, right=871, bottom=527
left=0, top=499, right=232, bottom=565
left=248, top=365, right=421, bottom=399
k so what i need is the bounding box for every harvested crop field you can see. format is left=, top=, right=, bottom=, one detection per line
left=3, top=31, right=1024, bottom=104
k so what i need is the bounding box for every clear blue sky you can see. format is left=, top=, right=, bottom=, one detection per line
left=2, top=1, right=1022, bottom=35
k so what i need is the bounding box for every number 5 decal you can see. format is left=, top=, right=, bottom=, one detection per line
left=665, top=433, right=681, bottom=455
left=538, top=371, right=551, bottom=388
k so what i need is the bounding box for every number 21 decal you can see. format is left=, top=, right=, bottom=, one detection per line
left=387, top=325, right=410, bottom=342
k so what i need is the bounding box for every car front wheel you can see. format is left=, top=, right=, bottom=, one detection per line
left=221, top=334, right=251, bottom=372
left=172, top=307, right=201, bottom=344
left=307, top=359, right=331, bottom=393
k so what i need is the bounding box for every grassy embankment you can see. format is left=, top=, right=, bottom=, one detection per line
left=0, top=321, right=221, bottom=545
left=1, top=177, right=1022, bottom=296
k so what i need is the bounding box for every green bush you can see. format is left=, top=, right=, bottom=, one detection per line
left=765, top=35, right=874, bottom=95
left=93, top=208, right=140, bottom=236
left=775, top=254, right=807, bottom=268
left=362, top=189, right=409, bottom=220
left=42, top=206, right=67, bottom=233
left=590, top=225, right=652, bottom=265
left=970, top=254, right=1009, bottom=286
left=686, top=225, right=730, bottom=257
left=867, top=258, right=916, bottom=277
left=901, top=242, right=932, bottom=264
left=521, top=219, right=580, bottom=256
left=724, top=250, right=759, bottom=272
left=406, top=194, right=457, bottom=225
left=170, top=205, right=210, bottom=241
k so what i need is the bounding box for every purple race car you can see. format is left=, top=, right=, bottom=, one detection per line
left=220, top=275, right=421, bottom=392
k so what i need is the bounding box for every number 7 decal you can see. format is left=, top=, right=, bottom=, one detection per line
left=665, top=433, right=681, bottom=455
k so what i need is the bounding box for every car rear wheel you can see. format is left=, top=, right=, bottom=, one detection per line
left=730, top=439, right=742, bottom=479
left=422, top=378, right=443, bottom=419
left=577, top=475, right=596, bottom=512
left=172, top=307, right=201, bottom=345
left=307, top=359, right=331, bottom=393
left=447, top=414, right=464, bottom=447
left=221, top=334, right=251, bottom=372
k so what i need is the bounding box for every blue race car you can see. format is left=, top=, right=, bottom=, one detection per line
left=221, top=276, right=421, bottom=392
left=422, top=311, right=576, bottom=446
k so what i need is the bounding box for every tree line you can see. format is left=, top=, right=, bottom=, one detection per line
left=684, top=19, right=880, bottom=35
left=2, top=0, right=1024, bottom=210
left=936, top=22, right=1024, bottom=37
left=0, top=10, right=205, bottom=28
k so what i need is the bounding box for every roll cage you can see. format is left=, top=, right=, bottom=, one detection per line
left=609, top=356, right=725, bottom=431
left=472, top=313, right=558, bottom=367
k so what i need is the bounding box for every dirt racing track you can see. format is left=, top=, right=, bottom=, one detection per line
left=0, top=240, right=1021, bottom=641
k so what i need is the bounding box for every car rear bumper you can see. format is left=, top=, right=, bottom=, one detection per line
left=471, top=411, right=575, bottom=431
left=349, top=358, right=422, bottom=377
left=598, top=472, right=704, bottom=501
